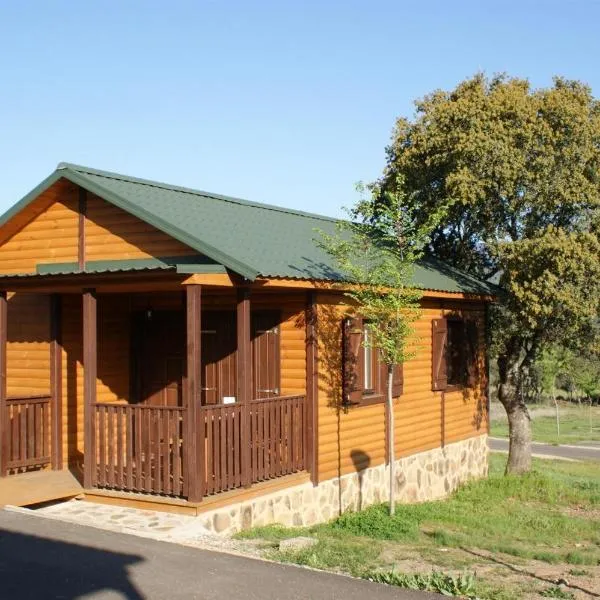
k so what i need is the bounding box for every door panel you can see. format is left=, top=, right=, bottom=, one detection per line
left=252, top=311, right=281, bottom=399
left=201, top=312, right=236, bottom=405
left=133, top=310, right=185, bottom=407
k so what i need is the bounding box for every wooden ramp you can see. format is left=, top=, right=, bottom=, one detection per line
left=0, top=470, right=83, bottom=507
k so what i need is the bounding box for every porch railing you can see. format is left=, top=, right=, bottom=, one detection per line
left=91, top=395, right=306, bottom=499
left=92, top=403, right=186, bottom=497
left=202, top=395, right=306, bottom=496
left=5, top=395, right=51, bottom=472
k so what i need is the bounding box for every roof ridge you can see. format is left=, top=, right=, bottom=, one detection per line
left=57, top=162, right=339, bottom=224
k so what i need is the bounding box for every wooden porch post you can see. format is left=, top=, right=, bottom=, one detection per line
left=50, top=294, right=63, bottom=470
left=237, top=287, right=252, bottom=487
left=0, top=291, right=7, bottom=477
left=305, top=291, right=319, bottom=485
left=185, top=284, right=204, bottom=502
left=83, top=289, right=97, bottom=489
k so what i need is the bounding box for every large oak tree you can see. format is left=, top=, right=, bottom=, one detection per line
left=379, top=74, right=600, bottom=473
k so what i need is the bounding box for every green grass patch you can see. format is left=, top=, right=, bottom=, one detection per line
left=491, top=403, right=600, bottom=444
left=241, top=454, right=600, bottom=568
left=364, top=569, right=477, bottom=597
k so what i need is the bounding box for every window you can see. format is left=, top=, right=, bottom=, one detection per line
left=432, top=317, right=479, bottom=391
left=363, top=325, right=376, bottom=393
left=343, top=317, right=403, bottom=405
left=447, top=319, right=468, bottom=386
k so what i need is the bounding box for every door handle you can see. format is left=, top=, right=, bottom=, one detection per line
left=201, top=387, right=216, bottom=391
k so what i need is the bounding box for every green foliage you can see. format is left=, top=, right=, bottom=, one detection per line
left=320, top=176, right=445, bottom=369
left=380, top=73, right=600, bottom=467
left=365, top=569, right=476, bottom=597
left=274, top=536, right=382, bottom=576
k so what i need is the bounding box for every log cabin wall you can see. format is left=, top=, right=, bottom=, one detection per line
left=315, top=293, right=488, bottom=483
left=6, top=293, right=51, bottom=397
left=84, top=193, right=197, bottom=261
left=0, top=180, right=79, bottom=275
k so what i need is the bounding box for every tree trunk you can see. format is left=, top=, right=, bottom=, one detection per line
left=387, top=365, right=395, bottom=516
left=497, top=349, right=533, bottom=474
left=553, top=388, right=560, bottom=439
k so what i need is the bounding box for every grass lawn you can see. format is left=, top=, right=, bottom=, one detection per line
left=491, top=402, right=600, bottom=445
left=238, top=454, right=600, bottom=599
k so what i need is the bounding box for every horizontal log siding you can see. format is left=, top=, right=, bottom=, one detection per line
left=316, top=295, right=488, bottom=482
left=85, top=194, right=197, bottom=261
left=96, top=295, right=130, bottom=405
left=315, top=297, right=386, bottom=481
left=6, top=294, right=51, bottom=398
left=277, top=300, right=306, bottom=396
left=0, top=180, right=79, bottom=274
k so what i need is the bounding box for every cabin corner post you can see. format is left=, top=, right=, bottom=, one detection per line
left=50, top=294, right=63, bottom=470
left=185, top=284, right=204, bottom=502
left=306, top=291, right=319, bottom=485
left=83, top=288, right=97, bottom=489
left=236, top=287, right=252, bottom=487
left=0, top=291, right=7, bottom=477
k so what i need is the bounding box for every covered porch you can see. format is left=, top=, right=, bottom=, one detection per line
left=0, top=269, right=318, bottom=505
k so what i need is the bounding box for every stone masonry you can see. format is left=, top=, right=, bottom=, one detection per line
left=197, top=434, right=489, bottom=536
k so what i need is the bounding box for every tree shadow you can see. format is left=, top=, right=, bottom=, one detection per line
left=350, top=449, right=371, bottom=511
left=461, top=547, right=600, bottom=598
left=0, top=526, right=145, bottom=599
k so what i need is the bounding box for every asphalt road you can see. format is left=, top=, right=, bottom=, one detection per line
left=489, top=437, right=600, bottom=461
left=0, top=510, right=439, bottom=600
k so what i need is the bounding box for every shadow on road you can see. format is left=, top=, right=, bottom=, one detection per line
left=0, top=526, right=144, bottom=599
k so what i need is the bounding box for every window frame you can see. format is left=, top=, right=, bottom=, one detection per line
left=432, top=315, right=479, bottom=393
left=360, top=322, right=384, bottom=405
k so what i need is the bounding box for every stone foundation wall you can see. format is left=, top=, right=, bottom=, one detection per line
left=198, top=434, right=488, bottom=536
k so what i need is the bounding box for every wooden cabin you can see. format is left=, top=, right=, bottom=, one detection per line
left=0, top=163, right=493, bottom=531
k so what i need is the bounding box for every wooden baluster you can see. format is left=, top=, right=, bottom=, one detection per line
left=126, top=407, right=133, bottom=490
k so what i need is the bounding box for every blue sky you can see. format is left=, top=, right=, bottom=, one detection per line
left=1, top=1, right=598, bottom=217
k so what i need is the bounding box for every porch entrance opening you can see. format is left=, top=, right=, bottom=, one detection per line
left=91, top=297, right=305, bottom=501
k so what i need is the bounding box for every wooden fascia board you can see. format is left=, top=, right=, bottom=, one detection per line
left=252, top=277, right=496, bottom=301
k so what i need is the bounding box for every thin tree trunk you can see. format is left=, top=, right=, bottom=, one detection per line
left=553, top=388, right=560, bottom=439
left=387, top=365, right=395, bottom=516
left=498, top=349, right=532, bottom=474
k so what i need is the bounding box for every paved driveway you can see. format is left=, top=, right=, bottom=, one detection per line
left=0, top=510, right=438, bottom=600
left=489, top=438, right=600, bottom=461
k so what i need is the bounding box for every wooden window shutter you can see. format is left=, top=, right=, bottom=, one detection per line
left=432, top=318, right=448, bottom=391
left=391, top=363, right=404, bottom=397
left=465, top=319, right=479, bottom=387
left=343, top=317, right=364, bottom=403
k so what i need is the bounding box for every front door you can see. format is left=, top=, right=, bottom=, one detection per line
left=134, top=310, right=185, bottom=407
left=201, top=311, right=236, bottom=405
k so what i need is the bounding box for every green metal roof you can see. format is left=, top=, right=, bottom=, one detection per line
left=0, top=163, right=497, bottom=295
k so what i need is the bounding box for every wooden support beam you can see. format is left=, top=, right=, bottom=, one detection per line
left=0, top=291, right=7, bottom=477
left=83, top=289, right=97, bottom=489
left=236, top=287, right=252, bottom=487
left=305, top=291, right=319, bottom=485
left=78, top=188, right=87, bottom=272
left=50, top=294, right=63, bottom=470
left=185, top=284, right=204, bottom=502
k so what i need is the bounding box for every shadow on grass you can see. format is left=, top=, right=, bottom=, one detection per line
left=460, top=547, right=600, bottom=599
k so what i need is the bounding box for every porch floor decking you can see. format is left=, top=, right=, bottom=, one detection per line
left=0, top=470, right=83, bottom=507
